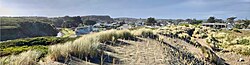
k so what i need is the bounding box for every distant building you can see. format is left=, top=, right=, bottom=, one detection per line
left=56, top=32, right=64, bottom=37
left=75, top=26, right=92, bottom=36
left=202, top=23, right=227, bottom=29
left=118, top=24, right=132, bottom=30
left=135, top=21, right=144, bottom=26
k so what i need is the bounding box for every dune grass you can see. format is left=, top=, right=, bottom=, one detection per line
left=131, top=28, right=154, bottom=38
left=46, top=29, right=135, bottom=62
left=0, top=50, right=42, bottom=65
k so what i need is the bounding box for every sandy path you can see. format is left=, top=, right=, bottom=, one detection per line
left=110, top=38, right=169, bottom=65
left=109, top=37, right=205, bottom=65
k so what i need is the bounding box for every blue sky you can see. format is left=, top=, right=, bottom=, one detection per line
left=0, top=0, right=250, bottom=19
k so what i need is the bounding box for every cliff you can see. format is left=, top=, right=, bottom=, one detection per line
left=0, top=22, right=58, bottom=41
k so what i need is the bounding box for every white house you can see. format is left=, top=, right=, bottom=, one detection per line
left=56, top=32, right=64, bottom=37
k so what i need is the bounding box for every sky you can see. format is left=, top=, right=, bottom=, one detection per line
left=0, top=0, right=250, bottom=19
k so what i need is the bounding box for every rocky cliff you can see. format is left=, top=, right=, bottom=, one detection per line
left=0, top=22, right=58, bottom=41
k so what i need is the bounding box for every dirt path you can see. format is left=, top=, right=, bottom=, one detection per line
left=108, top=37, right=205, bottom=65
left=44, top=37, right=209, bottom=65
left=110, top=38, right=169, bottom=65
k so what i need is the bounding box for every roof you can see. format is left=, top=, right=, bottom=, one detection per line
left=202, top=23, right=227, bottom=26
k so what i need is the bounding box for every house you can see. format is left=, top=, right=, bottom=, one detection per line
left=117, top=24, right=132, bottom=30
left=202, top=23, right=227, bottom=29
left=75, top=26, right=92, bottom=36
left=56, top=32, right=64, bottom=37
left=135, top=21, right=144, bottom=26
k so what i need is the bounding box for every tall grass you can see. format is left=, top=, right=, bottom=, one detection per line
left=0, top=50, right=42, bottom=65
left=46, top=29, right=134, bottom=62
left=131, top=28, right=154, bottom=38
left=227, top=45, right=250, bottom=55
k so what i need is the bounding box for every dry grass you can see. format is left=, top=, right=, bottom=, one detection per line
left=0, top=50, right=42, bottom=65
left=131, top=28, right=154, bottom=38
left=227, top=45, right=250, bottom=55
left=46, top=29, right=135, bottom=62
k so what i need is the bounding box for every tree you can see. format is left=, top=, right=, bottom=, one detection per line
left=238, top=19, right=250, bottom=29
left=72, top=16, right=82, bottom=24
left=145, top=17, right=157, bottom=26
left=227, top=17, right=237, bottom=23
left=215, top=19, right=224, bottom=23
left=207, top=17, right=216, bottom=23
left=190, top=20, right=203, bottom=24
left=62, top=20, right=73, bottom=28
left=83, top=20, right=96, bottom=25
left=243, top=20, right=250, bottom=28
left=61, top=16, right=83, bottom=28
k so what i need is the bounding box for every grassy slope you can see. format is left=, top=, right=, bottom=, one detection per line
left=61, top=28, right=75, bottom=37
left=1, top=25, right=249, bottom=65
left=0, top=37, right=76, bottom=57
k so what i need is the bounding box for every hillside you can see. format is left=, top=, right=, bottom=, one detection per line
left=0, top=17, right=58, bottom=41
left=81, top=15, right=115, bottom=23
left=1, top=25, right=249, bottom=65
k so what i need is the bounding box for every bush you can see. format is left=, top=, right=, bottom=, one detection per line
left=0, top=46, right=48, bottom=57
left=131, top=28, right=154, bottom=38
left=0, top=37, right=76, bottom=57
left=233, top=29, right=242, bottom=33
left=231, top=37, right=250, bottom=45
left=179, top=23, right=189, bottom=27
left=177, top=33, right=190, bottom=39
left=116, top=30, right=133, bottom=39
left=213, top=32, right=228, bottom=39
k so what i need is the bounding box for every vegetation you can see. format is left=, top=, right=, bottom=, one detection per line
left=1, top=24, right=249, bottom=65
left=0, top=50, right=43, bottom=65
left=207, top=17, right=216, bottom=23
left=62, top=16, right=83, bottom=28
left=235, top=19, right=250, bottom=29
left=206, top=29, right=250, bottom=55
left=60, top=28, right=75, bottom=37
left=190, top=20, right=203, bottom=24
left=145, top=17, right=157, bottom=26
left=83, top=20, right=97, bottom=25
left=0, top=37, right=76, bottom=56
left=0, top=17, right=59, bottom=41
left=1, top=46, right=48, bottom=57
left=206, top=17, right=224, bottom=23
left=46, top=29, right=135, bottom=62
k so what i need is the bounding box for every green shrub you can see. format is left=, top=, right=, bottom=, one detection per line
left=179, top=23, right=189, bottom=27
left=0, top=37, right=76, bottom=49
left=233, top=29, right=242, bottom=33
left=0, top=46, right=48, bottom=57
left=231, top=37, right=250, bottom=45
